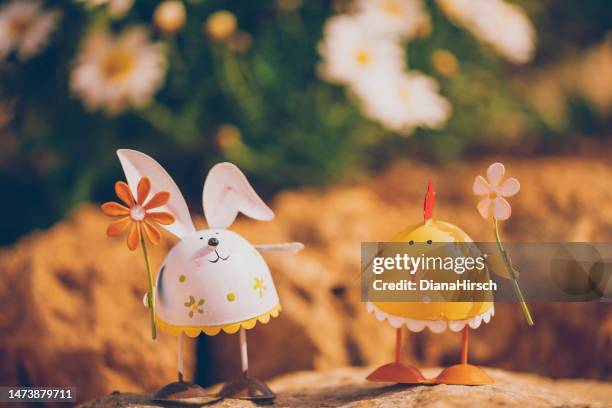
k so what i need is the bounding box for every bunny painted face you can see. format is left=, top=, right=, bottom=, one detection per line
left=116, top=149, right=282, bottom=336
left=156, top=228, right=279, bottom=330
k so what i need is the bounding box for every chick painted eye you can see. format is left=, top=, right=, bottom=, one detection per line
left=427, top=240, right=433, bottom=244
left=408, top=240, right=414, bottom=245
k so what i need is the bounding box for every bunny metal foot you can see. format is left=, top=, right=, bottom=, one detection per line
left=152, top=333, right=221, bottom=405
left=217, top=327, right=276, bottom=402
left=153, top=376, right=221, bottom=406
left=218, top=371, right=276, bottom=402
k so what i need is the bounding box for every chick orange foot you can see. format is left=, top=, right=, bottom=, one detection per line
left=434, top=363, right=494, bottom=385
left=366, top=362, right=427, bottom=384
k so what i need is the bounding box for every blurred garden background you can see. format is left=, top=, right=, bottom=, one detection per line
left=1, top=1, right=612, bottom=403
left=0, top=0, right=610, bottom=245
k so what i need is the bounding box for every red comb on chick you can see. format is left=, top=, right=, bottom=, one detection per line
left=423, top=179, right=435, bottom=222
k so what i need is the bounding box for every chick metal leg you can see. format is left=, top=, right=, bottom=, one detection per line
left=434, top=327, right=494, bottom=385
left=366, top=327, right=427, bottom=384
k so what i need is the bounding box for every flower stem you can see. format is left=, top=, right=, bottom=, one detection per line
left=493, top=219, right=534, bottom=326
left=140, top=232, right=157, bottom=339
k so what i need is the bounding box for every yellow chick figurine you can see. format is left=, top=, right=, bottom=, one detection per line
left=366, top=180, right=495, bottom=385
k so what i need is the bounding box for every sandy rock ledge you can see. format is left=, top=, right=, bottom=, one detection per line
left=79, top=366, right=612, bottom=408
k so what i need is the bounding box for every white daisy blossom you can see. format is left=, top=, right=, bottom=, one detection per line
left=0, top=0, right=60, bottom=62
left=475, top=0, right=535, bottom=64
left=437, top=0, right=535, bottom=64
left=435, top=0, right=472, bottom=22
left=77, top=0, right=134, bottom=17
left=70, top=27, right=167, bottom=115
left=317, top=15, right=405, bottom=87
left=353, top=0, right=430, bottom=40
left=317, top=6, right=452, bottom=133
left=354, top=70, right=451, bottom=134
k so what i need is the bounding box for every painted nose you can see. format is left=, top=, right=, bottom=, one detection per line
left=208, top=237, right=219, bottom=247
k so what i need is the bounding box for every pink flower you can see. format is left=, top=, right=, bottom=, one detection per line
left=473, top=162, right=520, bottom=221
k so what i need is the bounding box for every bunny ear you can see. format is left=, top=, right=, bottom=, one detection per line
left=117, top=149, right=196, bottom=239
left=203, top=162, right=274, bottom=228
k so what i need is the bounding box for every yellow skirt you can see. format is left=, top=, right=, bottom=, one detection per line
left=155, top=303, right=282, bottom=337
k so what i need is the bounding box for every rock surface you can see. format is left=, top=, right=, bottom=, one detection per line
left=0, top=204, right=193, bottom=400
left=80, top=366, right=612, bottom=407
left=2, top=155, right=612, bottom=403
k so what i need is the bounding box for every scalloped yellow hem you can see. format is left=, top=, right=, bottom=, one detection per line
left=155, top=303, right=282, bottom=337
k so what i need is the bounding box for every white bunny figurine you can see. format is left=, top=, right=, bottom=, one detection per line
left=116, top=149, right=303, bottom=402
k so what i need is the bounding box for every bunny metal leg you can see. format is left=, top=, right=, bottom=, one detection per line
left=218, top=328, right=276, bottom=401
left=152, top=333, right=221, bottom=405
left=178, top=332, right=184, bottom=381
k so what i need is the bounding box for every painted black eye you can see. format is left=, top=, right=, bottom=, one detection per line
left=208, top=237, right=219, bottom=247
left=200, top=237, right=203, bottom=240
left=427, top=240, right=433, bottom=244
left=408, top=240, right=414, bottom=245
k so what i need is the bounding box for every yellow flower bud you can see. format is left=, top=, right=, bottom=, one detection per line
left=431, top=49, right=459, bottom=78
left=228, top=31, right=252, bottom=53
left=205, top=10, right=237, bottom=41
left=277, top=0, right=302, bottom=12
left=216, top=124, right=242, bottom=151
left=154, top=1, right=186, bottom=35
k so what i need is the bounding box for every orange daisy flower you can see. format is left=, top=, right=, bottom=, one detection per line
left=101, top=176, right=175, bottom=251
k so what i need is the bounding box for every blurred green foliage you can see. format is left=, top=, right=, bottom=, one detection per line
left=0, top=0, right=610, bottom=244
